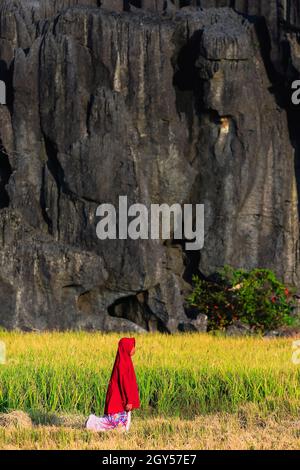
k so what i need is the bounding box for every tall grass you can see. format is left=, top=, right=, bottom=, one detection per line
left=0, top=332, right=299, bottom=416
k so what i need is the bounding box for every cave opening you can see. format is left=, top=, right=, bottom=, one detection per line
left=108, top=293, right=168, bottom=332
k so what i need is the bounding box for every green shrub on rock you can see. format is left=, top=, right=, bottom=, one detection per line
left=188, top=266, right=295, bottom=333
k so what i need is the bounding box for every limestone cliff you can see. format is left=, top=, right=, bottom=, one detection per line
left=0, top=0, right=300, bottom=332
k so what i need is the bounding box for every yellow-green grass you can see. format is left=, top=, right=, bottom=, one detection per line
left=0, top=332, right=299, bottom=417
left=0, top=410, right=300, bottom=450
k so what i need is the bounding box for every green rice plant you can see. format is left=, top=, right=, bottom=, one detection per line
left=0, top=332, right=299, bottom=417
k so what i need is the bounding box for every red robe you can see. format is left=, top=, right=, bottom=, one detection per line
left=104, top=337, right=140, bottom=415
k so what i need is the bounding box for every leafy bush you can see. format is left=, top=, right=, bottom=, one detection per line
left=188, top=266, right=296, bottom=332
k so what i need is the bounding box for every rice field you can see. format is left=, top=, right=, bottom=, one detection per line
left=0, top=332, right=299, bottom=449
left=0, top=332, right=299, bottom=416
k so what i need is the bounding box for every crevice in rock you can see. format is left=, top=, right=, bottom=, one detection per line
left=42, top=136, right=62, bottom=235
left=251, top=15, right=284, bottom=102
left=169, top=236, right=202, bottom=284
left=173, top=30, right=203, bottom=93
left=43, top=135, right=100, bottom=205
left=172, top=29, right=203, bottom=140
left=0, top=142, right=12, bottom=209
left=63, top=284, right=83, bottom=289
left=287, top=90, right=300, bottom=217
left=183, top=248, right=205, bottom=320
left=44, top=137, right=64, bottom=194
left=108, top=292, right=168, bottom=332
left=178, top=1, right=194, bottom=7
left=182, top=247, right=202, bottom=285
left=99, top=1, right=130, bottom=11
left=234, top=11, right=300, bottom=227
left=251, top=19, right=300, bottom=221
left=0, top=59, right=14, bottom=115
left=40, top=164, right=53, bottom=233
left=129, top=1, right=142, bottom=8
left=280, top=0, right=300, bottom=32
left=168, top=235, right=205, bottom=320
left=86, top=93, right=94, bottom=137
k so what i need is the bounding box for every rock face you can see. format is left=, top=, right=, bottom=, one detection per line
left=0, top=0, right=300, bottom=332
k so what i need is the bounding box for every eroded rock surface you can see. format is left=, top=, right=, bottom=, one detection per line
left=0, top=1, right=300, bottom=332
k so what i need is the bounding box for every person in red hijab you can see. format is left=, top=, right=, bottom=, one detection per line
left=86, top=337, right=140, bottom=432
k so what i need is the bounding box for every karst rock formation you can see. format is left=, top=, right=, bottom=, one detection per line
left=0, top=0, right=300, bottom=332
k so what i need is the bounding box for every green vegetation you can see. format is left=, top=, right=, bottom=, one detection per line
left=188, top=266, right=296, bottom=332
left=0, top=332, right=299, bottom=418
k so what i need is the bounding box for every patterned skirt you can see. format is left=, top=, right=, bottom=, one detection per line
left=86, top=411, right=131, bottom=432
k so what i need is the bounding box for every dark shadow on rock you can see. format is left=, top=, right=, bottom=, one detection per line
left=173, top=29, right=203, bottom=128
left=0, top=142, right=12, bottom=209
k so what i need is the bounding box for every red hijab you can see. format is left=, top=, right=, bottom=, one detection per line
left=104, top=337, right=140, bottom=415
